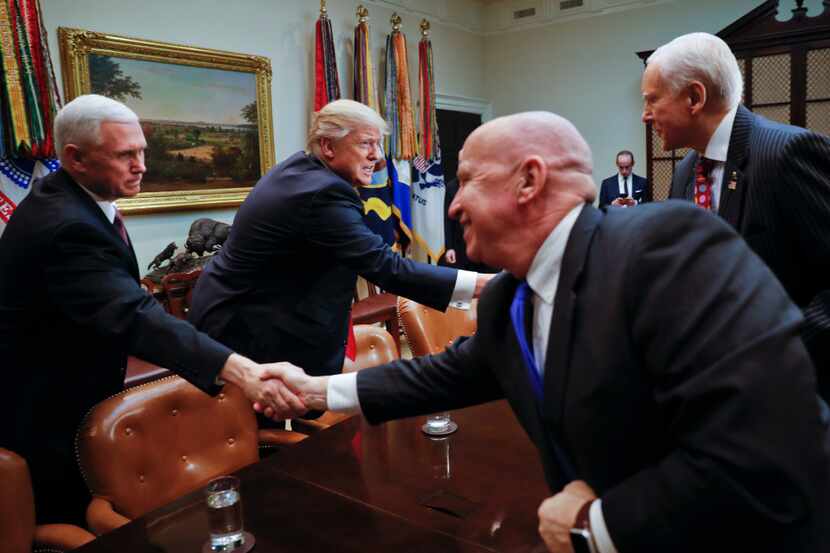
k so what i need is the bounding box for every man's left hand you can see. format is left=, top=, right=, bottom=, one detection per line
left=538, top=480, right=597, bottom=553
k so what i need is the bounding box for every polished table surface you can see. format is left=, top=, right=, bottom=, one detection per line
left=76, top=400, right=549, bottom=552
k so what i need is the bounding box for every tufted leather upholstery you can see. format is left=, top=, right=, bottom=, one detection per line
left=0, top=448, right=95, bottom=553
left=397, top=297, right=478, bottom=357
left=76, top=376, right=260, bottom=535
left=292, top=325, right=399, bottom=434
left=351, top=280, right=400, bottom=354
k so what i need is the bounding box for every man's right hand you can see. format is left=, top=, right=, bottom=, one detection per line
left=219, top=354, right=309, bottom=420
left=253, top=363, right=330, bottom=420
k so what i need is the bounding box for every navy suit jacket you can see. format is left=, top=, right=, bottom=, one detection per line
left=598, top=173, right=649, bottom=208
left=189, top=152, right=458, bottom=377
left=0, top=169, right=230, bottom=524
left=670, top=105, right=830, bottom=398
left=356, top=202, right=830, bottom=553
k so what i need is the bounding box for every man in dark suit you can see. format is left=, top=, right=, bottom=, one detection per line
left=0, top=95, right=304, bottom=526
left=441, top=177, right=498, bottom=273
left=272, top=112, right=830, bottom=553
left=597, top=150, right=649, bottom=208
left=190, top=99, right=489, bottom=382
left=645, top=32, right=830, bottom=400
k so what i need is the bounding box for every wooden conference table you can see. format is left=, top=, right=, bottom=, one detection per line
left=75, top=400, right=550, bottom=552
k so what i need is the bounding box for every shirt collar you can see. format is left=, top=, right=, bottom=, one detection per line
left=78, top=183, right=117, bottom=223
left=526, top=203, right=584, bottom=304
left=703, top=105, right=738, bottom=162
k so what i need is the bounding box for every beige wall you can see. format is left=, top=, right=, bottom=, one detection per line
left=41, top=0, right=484, bottom=270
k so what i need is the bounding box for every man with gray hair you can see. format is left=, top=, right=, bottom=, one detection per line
left=0, top=94, right=305, bottom=526
left=644, top=32, right=830, bottom=399
left=189, top=99, right=490, bottom=396
left=268, top=110, right=830, bottom=553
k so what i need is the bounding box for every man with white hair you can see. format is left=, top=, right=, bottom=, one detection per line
left=0, top=94, right=305, bottom=526
left=268, top=111, right=830, bottom=553
left=189, top=99, right=489, bottom=393
left=644, top=32, right=830, bottom=399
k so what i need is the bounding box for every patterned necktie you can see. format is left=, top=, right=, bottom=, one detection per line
left=694, top=157, right=716, bottom=210
left=113, top=208, right=130, bottom=246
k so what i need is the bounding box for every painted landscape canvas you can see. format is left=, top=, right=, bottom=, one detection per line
left=89, top=55, right=261, bottom=193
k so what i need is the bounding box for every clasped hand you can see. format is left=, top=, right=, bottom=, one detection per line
left=538, top=480, right=597, bottom=553
left=252, top=362, right=328, bottom=420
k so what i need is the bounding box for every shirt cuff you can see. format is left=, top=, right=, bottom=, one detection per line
left=591, top=499, right=620, bottom=553
left=449, top=270, right=476, bottom=310
left=327, top=372, right=362, bottom=414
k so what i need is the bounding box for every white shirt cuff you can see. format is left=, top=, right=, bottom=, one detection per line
left=326, top=372, right=362, bottom=414
left=591, top=499, right=620, bottom=553
left=448, top=270, right=476, bottom=310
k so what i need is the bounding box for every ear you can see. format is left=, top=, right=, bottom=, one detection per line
left=516, top=155, right=546, bottom=205
left=62, top=144, right=86, bottom=174
left=687, top=80, right=707, bottom=116
left=319, top=137, right=337, bottom=161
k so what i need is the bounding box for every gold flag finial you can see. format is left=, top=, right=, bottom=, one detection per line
left=357, top=4, right=369, bottom=22
left=320, top=0, right=327, bottom=18
left=420, top=19, right=430, bottom=37
left=391, top=12, right=402, bottom=31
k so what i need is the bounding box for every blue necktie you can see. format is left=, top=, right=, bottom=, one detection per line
left=510, top=280, right=577, bottom=483
left=510, top=281, right=544, bottom=403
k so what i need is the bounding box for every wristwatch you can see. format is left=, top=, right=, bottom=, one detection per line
left=570, top=500, right=598, bottom=553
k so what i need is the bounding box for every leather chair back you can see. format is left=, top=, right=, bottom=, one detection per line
left=0, top=448, right=35, bottom=553
left=77, top=376, right=258, bottom=521
left=344, top=324, right=399, bottom=373
left=160, top=269, right=202, bottom=319
left=397, top=298, right=478, bottom=356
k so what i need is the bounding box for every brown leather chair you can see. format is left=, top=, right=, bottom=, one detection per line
left=292, top=324, right=398, bottom=434
left=0, top=448, right=95, bottom=553
left=76, top=375, right=306, bottom=535
left=160, top=268, right=202, bottom=319
left=351, top=279, right=400, bottom=354
left=397, top=297, right=478, bottom=357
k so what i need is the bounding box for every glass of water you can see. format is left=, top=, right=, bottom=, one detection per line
left=422, top=411, right=458, bottom=436
left=205, top=475, right=245, bottom=551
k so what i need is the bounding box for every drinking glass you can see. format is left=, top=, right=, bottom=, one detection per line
left=205, top=476, right=245, bottom=551
left=422, top=411, right=458, bottom=436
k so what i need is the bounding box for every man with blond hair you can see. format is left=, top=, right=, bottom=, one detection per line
left=271, top=111, right=830, bottom=553
left=644, top=32, right=830, bottom=399
left=0, top=94, right=305, bottom=525
left=190, top=99, right=490, bottom=389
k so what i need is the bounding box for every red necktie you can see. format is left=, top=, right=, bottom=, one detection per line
left=113, top=208, right=130, bottom=246
left=694, top=157, right=716, bottom=210
left=345, top=315, right=356, bottom=361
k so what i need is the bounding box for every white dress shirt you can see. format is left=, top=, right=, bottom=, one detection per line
left=328, top=202, right=619, bottom=552
left=616, top=174, right=632, bottom=199
left=79, top=184, right=116, bottom=223
left=702, top=105, right=738, bottom=211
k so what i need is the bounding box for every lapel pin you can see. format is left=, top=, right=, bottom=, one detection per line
left=727, top=171, right=738, bottom=190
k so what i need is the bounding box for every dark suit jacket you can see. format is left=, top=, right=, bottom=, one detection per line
left=670, top=105, right=830, bottom=399
left=598, top=173, right=649, bottom=208
left=441, top=178, right=498, bottom=273
left=189, top=152, right=458, bottom=377
left=0, top=169, right=230, bottom=525
left=356, top=202, right=829, bottom=553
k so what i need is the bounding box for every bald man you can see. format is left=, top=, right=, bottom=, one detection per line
left=271, top=112, right=830, bottom=553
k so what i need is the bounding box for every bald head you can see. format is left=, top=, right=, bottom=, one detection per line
left=451, top=111, right=596, bottom=277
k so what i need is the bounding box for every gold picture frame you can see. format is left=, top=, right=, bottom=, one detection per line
left=58, top=27, right=275, bottom=214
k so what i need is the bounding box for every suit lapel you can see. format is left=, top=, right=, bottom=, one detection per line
left=62, top=170, right=141, bottom=279
left=717, top=105, right=752, bottom=230
left=542, top=205, right=602, bottom=429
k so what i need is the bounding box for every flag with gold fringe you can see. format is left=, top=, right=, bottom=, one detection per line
left=384, top=13, right=417, bottom=252
left=0, top=0, right=61, bottom=238
left=313, top=0, right=340, bottom=112
left=410, top=19, right=445, bottom=263
left=353, top=4, right=395, bottom=246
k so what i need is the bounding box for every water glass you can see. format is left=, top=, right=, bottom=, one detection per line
left=205, top=475, right=244, bottom=551
left=422, top=411, right=458, bottom=436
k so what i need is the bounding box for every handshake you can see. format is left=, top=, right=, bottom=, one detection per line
left=219, top=353, right=328, bottom=420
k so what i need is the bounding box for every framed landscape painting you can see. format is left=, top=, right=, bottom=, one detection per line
left=58, top=28, right=275, bottom=214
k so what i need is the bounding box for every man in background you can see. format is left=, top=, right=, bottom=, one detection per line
left=441, top=177, right=498, bottom=272
left=598, top=150, right=649, bottom=208
left=0, top=94, right=303, bottom=526
left=646, top=32, right=830, bottom=400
